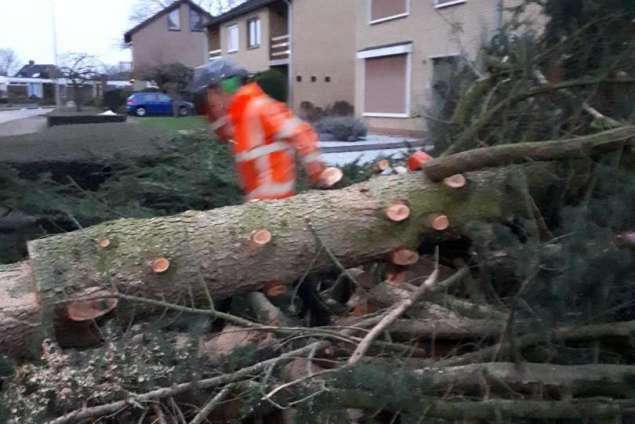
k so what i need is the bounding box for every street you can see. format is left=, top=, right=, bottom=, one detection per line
left=0, top=107, right=52, bottom=125
left=0, top=107, right=52, bottom=136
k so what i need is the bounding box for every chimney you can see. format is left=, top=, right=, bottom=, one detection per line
left=28, top=60, right=35, bottom=65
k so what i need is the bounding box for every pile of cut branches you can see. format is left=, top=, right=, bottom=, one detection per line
left=1, top=124, right=635, bottom=423
left=3, top=2, right=635, bottom=422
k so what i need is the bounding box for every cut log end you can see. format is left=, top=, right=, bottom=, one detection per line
left=319, top=167, right=344, bottom=188
left=250, top=229, right=272, bottom=247
left=374, top=159, right=391, bottom=173
left=151, top=257, right=171, bottom=274
left=386, top=271, right=407, bottom=287
left=389, top=247, right=420, bottom=266
left=66, top=289, right=118, bottom=322
left=385, top=202, right=411, bottom=222
left=97, top=238, right=111, bottom=249
left=426, top=214, right=450, bottom=231
left=263, top=280, right=288, bottom=298
left=443, top=174, right=467, bottom=189
left=407, top=151, right=434, bottom=171
left=350, top=300, right=373, bottom=317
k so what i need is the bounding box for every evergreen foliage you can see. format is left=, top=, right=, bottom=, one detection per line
left=253, top=69, right=288, bottom=103
left=4, top=2, right=635, bottom=421
left=0, top=129, right=374, bottom=264
left=421, top=0, right=635, bottom=370
left=427, top=0, right=635, bottom=155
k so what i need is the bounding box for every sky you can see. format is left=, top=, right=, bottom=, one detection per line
left=0, top=0, right=135, bottom=68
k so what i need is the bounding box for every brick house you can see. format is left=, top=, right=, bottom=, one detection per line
left=124, top=0, right=213, bottom=75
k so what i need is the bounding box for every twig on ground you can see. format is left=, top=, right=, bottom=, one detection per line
left=189, top=385, right=233, bottom=424
left=45, top=342, right=327, bottom=424
left=348, top=251, right=440, bottom=365
left=263, top=368, right=335, bottom=404
left=152, top=404, right=168, bottom=424
left=169, top=397, right=187, bottom=424
left=434, top=319, right=635, bottom=367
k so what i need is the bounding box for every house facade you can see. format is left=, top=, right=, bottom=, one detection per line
left=207, top=0, right=356, bottom=115
left=125, top=0, right=213, bottom=75
left=208, top=0, right=288, bottom=73
left=291, top=0, right=356, bottom=114
left=8, top=60, right=60, bottom=102
left=355, top=0, right=543, bottom=137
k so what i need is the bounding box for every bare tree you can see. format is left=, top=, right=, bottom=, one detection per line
left=0, top=48, right=20, bottom=76
left=59, top=53, right=102, bottom=111
left=129, top=0, right=244, bottom=23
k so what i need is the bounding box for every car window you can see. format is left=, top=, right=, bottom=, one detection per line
left=142, top=93, right=158, bottom=102
left=158, top=94, right=171, bottom=102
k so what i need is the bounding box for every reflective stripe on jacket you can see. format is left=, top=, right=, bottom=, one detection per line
left=227, top=83, right=323, bottom=201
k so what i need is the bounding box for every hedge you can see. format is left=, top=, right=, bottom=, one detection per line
left=47, top=114, right=127, bottom=127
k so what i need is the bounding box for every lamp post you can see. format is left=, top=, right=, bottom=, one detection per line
left=51, top=0, right=61, bottom=109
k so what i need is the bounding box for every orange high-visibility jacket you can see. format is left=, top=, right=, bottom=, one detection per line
left=225, top=83, right=324, bottom=201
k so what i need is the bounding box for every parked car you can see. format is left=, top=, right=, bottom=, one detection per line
left=127, top=92, right=194, bottom=117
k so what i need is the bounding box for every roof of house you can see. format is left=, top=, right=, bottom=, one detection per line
left=14, top=62, right=59, bottom=78
left=124, top=0, right=213, bottom=43
left=208, top=0, right=282, bottom=26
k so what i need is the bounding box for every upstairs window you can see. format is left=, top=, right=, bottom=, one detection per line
left=190, top=8, right=205, bottom=31
left=247, top=18, right=261, bottom=48
left=227, top=24, right=239, bottom=52
left=370, top=0, right=409, bottom=24
left=168, top=9, right=181, bottom=31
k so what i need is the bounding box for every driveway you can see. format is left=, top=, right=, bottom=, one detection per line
left=0, top=107, right=52, bottom=125
left=320, top=135, right=431, bottom=166
left=0, top=108, right=53, bottom=136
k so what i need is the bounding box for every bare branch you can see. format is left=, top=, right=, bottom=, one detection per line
left=348, top=257, right=440, bottom=365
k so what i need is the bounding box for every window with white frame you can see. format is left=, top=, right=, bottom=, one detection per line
left=227, top=24, right=239, bottom=52
left=247, top=18, right=261, bottom=48
left=370, top=0, right=409, bottom=24
left=167, top=9, right=181, bottom=31
left=190, top=8, right=205, bottom=31
left=358, top=44, right=412, bottom=116
left=434, top=0, right=467, bottom=9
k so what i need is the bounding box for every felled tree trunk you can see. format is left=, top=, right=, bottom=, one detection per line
left=0, top=163, right=561, bottom=357
left=0, top=262, right=42, bottom=358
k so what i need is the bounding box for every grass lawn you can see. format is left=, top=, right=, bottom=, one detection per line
left=137, top=116, right=208, bottom=133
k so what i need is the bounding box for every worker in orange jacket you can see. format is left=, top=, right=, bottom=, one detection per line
left=195, top=59, right=328, bottom=201
left=194, top=59, right=333, bottom=325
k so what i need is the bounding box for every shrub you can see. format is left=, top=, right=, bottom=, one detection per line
left=326, top=101, right=354, bottom=117
left=103, top=88, right=131, bottom=113
left=253, top=69, right=287, bottom=102
left=47, top=113, right=126, bottom=127
left=299, top=101, right=324, bottom=122
left=299, top=100, right=355, bottom=123
left=314, top=116, right=367, bottom=141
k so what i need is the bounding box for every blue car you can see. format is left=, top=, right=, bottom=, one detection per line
left=127, top=92, right=194, bottom=117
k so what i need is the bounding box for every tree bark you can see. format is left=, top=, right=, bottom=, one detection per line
left=1, top=164, right=557, bottom=356
left=425, top=126, right=635, bottom=181
left=435, top=320, right=635, bottom=367
left=312, top=390, right=634, bottom=420
left=388, top=317, right=504, bottom=340
left=0, top=262, right=42, bottom=358
left=306, top=363, right=635, bottom=401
